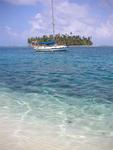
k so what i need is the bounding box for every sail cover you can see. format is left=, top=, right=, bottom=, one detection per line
left=37, top=40, right=56, bottom=45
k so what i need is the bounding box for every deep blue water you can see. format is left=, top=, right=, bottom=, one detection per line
left=0, top=46, right=113, bottom=137
left=0, top=47, right=113, bottom=101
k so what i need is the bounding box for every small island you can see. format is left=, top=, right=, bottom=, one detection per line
left=28, top=33, right=93, bottom=46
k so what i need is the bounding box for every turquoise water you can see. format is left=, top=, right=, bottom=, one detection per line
left=0, top=46, right=113, bottom=139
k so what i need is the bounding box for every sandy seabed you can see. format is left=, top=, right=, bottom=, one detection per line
left=0, top=113, right=113, bottom=150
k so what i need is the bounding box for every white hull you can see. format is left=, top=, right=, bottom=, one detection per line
left=33, top=45, right=67, bottom=52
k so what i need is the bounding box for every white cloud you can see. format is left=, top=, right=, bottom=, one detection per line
left=4, top=26, right=19, bottom=37
left=3, top=0, right=41, bottom=5
left=30, top=13, right=47, bottom=31
left=29, top=0, right=113, bottom=45
left=2, top=0, right=113, bottom=45
left=100, top=0, right=113, bottom=10
left=96, top=15, right=113, bottom=38
left=0, top=26, right=25, bottom=39
left=0, top=26, right=27, bottom=46
left=29, top=0, right=95, bottom=37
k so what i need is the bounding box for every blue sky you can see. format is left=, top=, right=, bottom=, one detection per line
left=0, top=0, right=113, bottom=46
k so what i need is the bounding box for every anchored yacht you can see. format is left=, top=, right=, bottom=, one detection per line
left=32, top=0, right=67, bottom=51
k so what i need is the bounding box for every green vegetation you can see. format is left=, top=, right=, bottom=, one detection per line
left=28, top=34, right=93, bottom=46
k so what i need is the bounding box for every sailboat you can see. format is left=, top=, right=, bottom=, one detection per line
left=32, top=0, right=67, bottom=51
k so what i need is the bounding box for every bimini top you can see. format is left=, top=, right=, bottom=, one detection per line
left=37, top=40, right=56, bottom=46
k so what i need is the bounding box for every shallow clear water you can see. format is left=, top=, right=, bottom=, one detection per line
left=0, top=46, right=113, bottom=149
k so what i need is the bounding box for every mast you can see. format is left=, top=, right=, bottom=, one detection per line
left=51, top=0, right=55, bottom=39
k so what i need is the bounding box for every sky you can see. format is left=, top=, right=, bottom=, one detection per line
left=0, top=0, right=113, bottom=46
